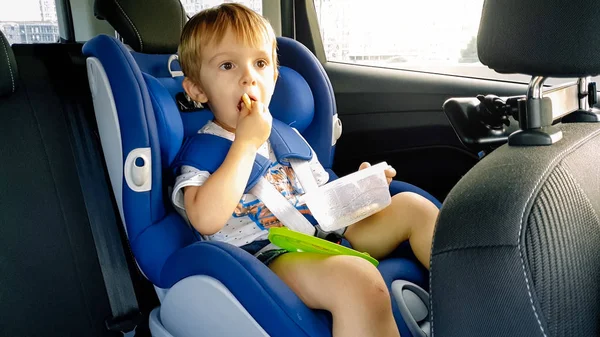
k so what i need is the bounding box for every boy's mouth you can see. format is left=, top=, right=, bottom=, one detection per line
left=237, top=94, right=258, bottom=112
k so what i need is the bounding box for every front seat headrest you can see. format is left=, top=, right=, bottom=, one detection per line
left=0, top=31, right=18, bottom=97
left=94, top=0, right=187, bottom=54
left=477, top=0, right=600, bottom=77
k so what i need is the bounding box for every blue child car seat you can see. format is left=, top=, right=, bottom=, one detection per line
left=82, top=1, right=440, bottom=336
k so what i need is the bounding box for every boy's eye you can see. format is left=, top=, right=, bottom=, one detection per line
left=219, top=62, right=234, bottom=70
left=256, top=60, right=268, bottom=68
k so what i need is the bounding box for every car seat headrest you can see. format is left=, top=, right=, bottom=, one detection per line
left=477, top=0, right=600, bottom=77
left=270, top=67, right=314, bottom=133
left=0, top=30, right=18, bottom=97
left=94, top=0, right=187, bottom=54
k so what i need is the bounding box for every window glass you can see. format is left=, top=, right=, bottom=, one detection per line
left=0, top=0, right=59, bottom=44
left=313, top=0, right=557, bottom=84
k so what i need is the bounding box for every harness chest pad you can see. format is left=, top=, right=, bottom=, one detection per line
left=171, top=119, right=313, bottom=193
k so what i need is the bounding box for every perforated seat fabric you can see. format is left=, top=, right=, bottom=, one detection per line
left=431, top=122, right=600, bottom=336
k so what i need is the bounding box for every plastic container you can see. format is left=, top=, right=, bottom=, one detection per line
left=303, top=161, right=392, bottom=232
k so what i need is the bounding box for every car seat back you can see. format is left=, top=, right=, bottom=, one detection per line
left=0, top=30, right=139, bottom=336
left=432, top=0, right=600, bottom=336
left=84, top=35, right=193, bottom=287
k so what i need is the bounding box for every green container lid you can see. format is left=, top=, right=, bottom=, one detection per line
left=268, top=227, right=379, bottom=266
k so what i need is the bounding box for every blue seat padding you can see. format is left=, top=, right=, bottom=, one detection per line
left=276, top=37, right=336, bottom=168
left=82, top=35, right=195, bottom=284
left=143, top=74, right=183, bottom=166
left=160, top=241, right=333, bottom=337
left=132, top=52, right=179, bottom=78
left=270, top=66, right=314, bottom=133
left=389, top=181, right=442, bottom=209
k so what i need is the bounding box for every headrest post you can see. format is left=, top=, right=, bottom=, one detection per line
left=508, top=76, right=563, bottom=147
left=561, top=76, right=600, bottom=123
left=527, top=76, right=546, bottom=100
left=578, top=77, right=590, bottom=111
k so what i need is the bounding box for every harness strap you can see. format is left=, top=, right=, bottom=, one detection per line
left=250, top=177, right=316, bottom=236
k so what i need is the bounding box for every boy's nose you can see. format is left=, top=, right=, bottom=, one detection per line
left=240, top=67, right=257, bottom=86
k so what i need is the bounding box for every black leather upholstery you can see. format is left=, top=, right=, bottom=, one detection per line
left=477, top=0, right=600, bottom=77
left=94, top=0, right=187, bottom=53
left=431, top=122, right=600, bottom=336
left=0, top=31, right=18, bottom=97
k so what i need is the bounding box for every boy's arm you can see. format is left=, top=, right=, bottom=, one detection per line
left=183, top=97, right=272, bottom=235
left=183, top=140, right=258, bottom=235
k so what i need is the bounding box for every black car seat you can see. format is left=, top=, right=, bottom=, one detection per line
left=0, top=31, right=146, bottom=336
left=431, top=0, right=600, bottom=336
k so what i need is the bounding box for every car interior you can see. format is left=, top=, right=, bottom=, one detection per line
left=1, top=0, right=599, bottom=336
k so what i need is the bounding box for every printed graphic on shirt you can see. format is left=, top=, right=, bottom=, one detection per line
left=233, top=163, right=311, bottom=228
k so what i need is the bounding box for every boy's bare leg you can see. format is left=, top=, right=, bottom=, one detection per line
left=269, top=253, right=400, bottom=337
left=344, top=192, right=439, bottom=268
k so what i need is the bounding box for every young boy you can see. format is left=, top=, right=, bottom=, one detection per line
left=171, top=3, right=439, bottom=337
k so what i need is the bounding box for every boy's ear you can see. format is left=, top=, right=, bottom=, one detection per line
left=182, top=77, right=208, bottom=103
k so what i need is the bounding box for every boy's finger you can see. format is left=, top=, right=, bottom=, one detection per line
left=262, top=105, right=271, bottom=115
left=263, top=107, right=273, bottom=119
left=359, top=162, right=371, bottom=170
left=239, top=104, right=250, bottom=118
left=252, top=101, right=264, bottom=114
left=385, top=167, right=396, bottom=178
left=264, top=110, right=273, bottom=126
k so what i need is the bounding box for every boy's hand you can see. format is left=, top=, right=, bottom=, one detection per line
left=359, top=162, right=396, bottom=185
left=235, top=94, right=272, bottom=150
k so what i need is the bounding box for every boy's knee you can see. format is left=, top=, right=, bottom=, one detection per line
left=393, top=191, right=429, bottom=209
left=393, top=192, right=438, bottom=223
left=329, top=256, right=391, bottom=309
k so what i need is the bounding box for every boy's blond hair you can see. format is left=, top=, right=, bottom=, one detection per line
left=178, top=3, right=278, bottom=85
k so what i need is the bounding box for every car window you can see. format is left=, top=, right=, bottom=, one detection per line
left=313, top=0, right=575, bottom=85
left=0, top=0, right=59, bottom=44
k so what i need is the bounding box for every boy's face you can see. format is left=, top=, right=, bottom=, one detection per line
left=183, top=28, right=276, bottom=129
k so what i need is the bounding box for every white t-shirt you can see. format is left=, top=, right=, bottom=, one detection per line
left=171, top=121, right=329, bottom=247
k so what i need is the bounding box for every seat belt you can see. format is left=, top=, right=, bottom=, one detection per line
left=250, top=176, right=316, bottom=236
left=289, top=158, right=319, bottom=194
left=290, top=158, right=347, bottom=242
left=60, top=60, right=142, bottom=336
left=247, top=158, right=325, bottom=237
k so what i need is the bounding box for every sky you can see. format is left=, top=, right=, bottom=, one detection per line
left=0, top=0, right=42, bottom=21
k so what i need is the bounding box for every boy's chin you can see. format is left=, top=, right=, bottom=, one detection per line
left=213, top=116, right=237, bottom=130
